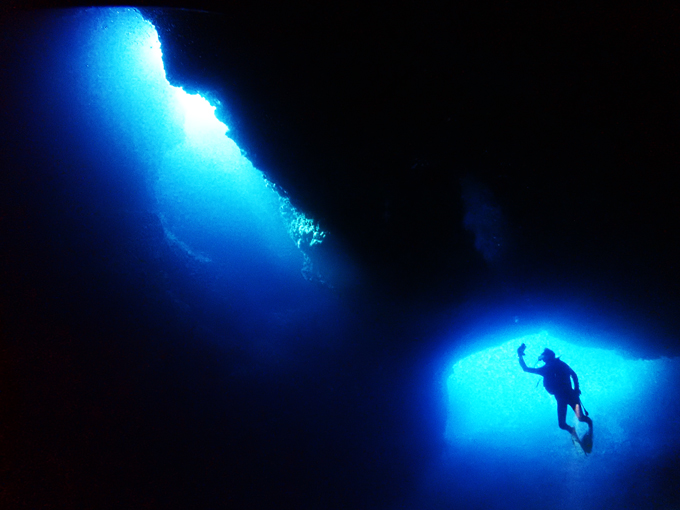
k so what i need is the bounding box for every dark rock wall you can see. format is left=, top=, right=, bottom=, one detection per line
left=141, top=3, right=680, bottom=332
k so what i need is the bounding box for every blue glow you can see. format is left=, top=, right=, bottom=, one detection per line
left=173, top=87, right=229, bottom=143
left=76, top=8, right=326, bottom=279
left=434, top=329, right=680, bottom=508
left=444, top=330, right=679, bottom=462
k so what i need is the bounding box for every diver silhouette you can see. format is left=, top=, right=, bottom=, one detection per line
left=517, top=344, right=593, bottom=449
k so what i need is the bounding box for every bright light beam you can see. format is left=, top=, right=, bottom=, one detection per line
left=76, top=7, right=330, bottom=283
left=173, top=87, right=228, bottom=143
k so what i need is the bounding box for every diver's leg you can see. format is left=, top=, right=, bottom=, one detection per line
left=574, top=403, right=593, bottom=430
left=573, top=401, right=594, bottom=452
left=557, top=399, right=575, bottom=434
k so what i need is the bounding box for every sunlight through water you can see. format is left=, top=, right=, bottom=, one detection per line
left=78, top=7, right=326, bottom=278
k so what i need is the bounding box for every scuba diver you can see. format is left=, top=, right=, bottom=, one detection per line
left=517, top=343, right=593, bottom=451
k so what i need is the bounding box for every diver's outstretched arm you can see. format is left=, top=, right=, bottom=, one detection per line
left=518, top=347, right=541, bottom=374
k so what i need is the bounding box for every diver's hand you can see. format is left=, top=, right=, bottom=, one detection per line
left=517, top=343, right=526, bottom=357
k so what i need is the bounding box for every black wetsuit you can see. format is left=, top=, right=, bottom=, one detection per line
left=519, top=356, right=582, bottom=432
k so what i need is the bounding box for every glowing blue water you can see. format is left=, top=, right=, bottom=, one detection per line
left=448, top=331, right=663, bottom=447
left=436, top=329, right=680, bottom=510
left=73, top=7, right=318, bottom=279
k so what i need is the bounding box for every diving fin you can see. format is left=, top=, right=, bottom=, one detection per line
left=580, top=429, right=593, bottom=454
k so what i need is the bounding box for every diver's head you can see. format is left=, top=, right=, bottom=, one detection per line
left=538, top=348, right=556, bottom=362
